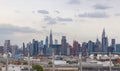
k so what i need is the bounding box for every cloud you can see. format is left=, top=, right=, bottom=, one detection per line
left=93, top=4, right=111, bottom=10
left=55, top=10, right=60, bottom=14
left=0, top=24, right=39, bottom=34
left=44, top=16, right=57, bottom=25
left=68, top=0, right=80, bottom=4
left=44, top=16, right=73, bottom=25
left=115, top=13, right=120, bottom=16
left=57, top=17, right=73, bottom=22
left=37, top=10, right=49, bottom=14
left=14, top=10, right=21, bottom=13
left=79, top=12, right=109, bottom=18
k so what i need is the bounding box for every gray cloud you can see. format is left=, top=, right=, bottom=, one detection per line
left=44, top=16, right=57, bottom=25
left=14, top=10, right=21, bottom=13
left=0, top=24, right=39, bottom=34
left=79, top=12, right=109, bottom=18
left=55, top=10, right=60, bottom=14
left=68, top=0, right=80, bottom=4
left=37, top=10, right=49, bottom=14
left=44, top=16, right=73, bottom=25
left=57, top=17, right=73, bottom=22
left=115, top=13, right=120, bottom=16
left=93, top=4, right=111, bottom=10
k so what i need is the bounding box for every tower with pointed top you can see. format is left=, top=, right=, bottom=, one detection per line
left=102, top=29, right=108, bottom=52
left=102, top=28, right=105, bottom=38
left=49, top=30, right=53, bottom=56
left=50, top=30, right=53, bottom=46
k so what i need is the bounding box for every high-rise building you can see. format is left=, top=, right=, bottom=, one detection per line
left=81, top=42, right=88, bottom=56
left=72, top=40, right=79, bottom=56
left=22, top=42, right=26, bottom=56
left=61, top=36, right=68, bottom=55
left=49, top=30, right=53, bottom=55
left=0, top=46, right=4, bottom=54
left=11, top=45, right=18, bottom=57
left=32, top=39, right=39, bottom=56
left=49, top=30, right=53, bottom=46
left=111, top=39, right=116, bottom=52
left=45, top=36, right=50, bottom=55
left=45, top=36, right=49, bottom=48
left=95, top=38, right=101, bottom=52
left=88, top=40, right=94, bottom=53
left=4, top=40, right=11, bottom=54
left=116, top=44, right=120, bottom=52
left=101, top=29, right=108, bottom=52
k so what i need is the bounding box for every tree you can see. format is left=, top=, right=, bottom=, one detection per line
left=32, top=64, right=43, bottom=71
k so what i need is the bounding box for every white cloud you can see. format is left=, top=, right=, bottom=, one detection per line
left=93, top=4, right=111, bottom=10
left=68, top=0, right=80, bottom=4
left=37, top=10, right=49, bottom=14
left=0, top=24, right=40, bottom=34
left=79, top=12, right=109, bottom=18
left=57, top=17, right=73, bottom=22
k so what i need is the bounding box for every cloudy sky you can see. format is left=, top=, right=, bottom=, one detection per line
left=0, top=0, right=120, bottom=46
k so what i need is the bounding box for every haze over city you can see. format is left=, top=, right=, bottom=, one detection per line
left=0, top=0, right=120, bottom=46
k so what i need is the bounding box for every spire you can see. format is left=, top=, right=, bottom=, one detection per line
left=50, top=29, right=53, bottom=45
left=102, top=28, right=105, bottom=38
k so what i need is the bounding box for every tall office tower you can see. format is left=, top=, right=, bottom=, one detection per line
left=116, top=44, right=120, bottom=52
left=27, top=42, right=32, bottom=56
left=49, top=30, right=53, bottom=55
left=61, top=36, right=67, bottom=55
left=4, top=40, right=11, bottom=54
left=88, top=40, right=94, bottom=53
left=95, top=38, right=101, bottom=52
left=11, top=45, right=18, bottom=57
left=67, top=43, right=71, bottom=56
left=81, top=42, right=88, bottom=56
left=45, top=36, right=50, bottom=55
left=111, top=39, right=116, bottom=52
left=72, top=40, right=79, bottom=56
left=49, top=30, right=53, bottom=46
left=0, top=46, right=4, bottom=54
left=102, top=29, right=108, bottom=52
left=23, top=42, right=26, bottom=56
left=45, top=36, right=49, bottom=47
left=32, top=39, right=39, bottom=56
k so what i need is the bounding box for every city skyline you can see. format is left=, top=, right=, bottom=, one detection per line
left=0, top=0, right=120, bottom=46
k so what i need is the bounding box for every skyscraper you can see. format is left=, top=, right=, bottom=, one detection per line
left=61, top=36, right=67, bottom=55
left=45, top=36, right=50, bottom=55
left=72, top=40, right=79, bottom=56
left=95, top=38, right=101, bottom=52
left=4, top=40, right=11, bottom=54
left=101, top=29, right=108, bottom=52
left=88, top=40, right=94, bottom=53
left=49, top=30, right=53, bottom=55
left=32, top=39, right=39, bottom=56
left=111, top=39, right=116, bottom=52
left=49, top=30, right=53, bottom=46
left=23, top=42, right=25, bottom=56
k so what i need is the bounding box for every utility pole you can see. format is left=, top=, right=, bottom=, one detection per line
left=109, top=52, right=112, bottom=71
left=78, top=52, right=82, bottom=71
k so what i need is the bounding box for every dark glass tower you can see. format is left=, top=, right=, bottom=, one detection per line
left=101, top=29, right=108, bottom=52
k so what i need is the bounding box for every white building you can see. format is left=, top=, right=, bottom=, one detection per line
left=2, top=64, right=35, bottom=71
